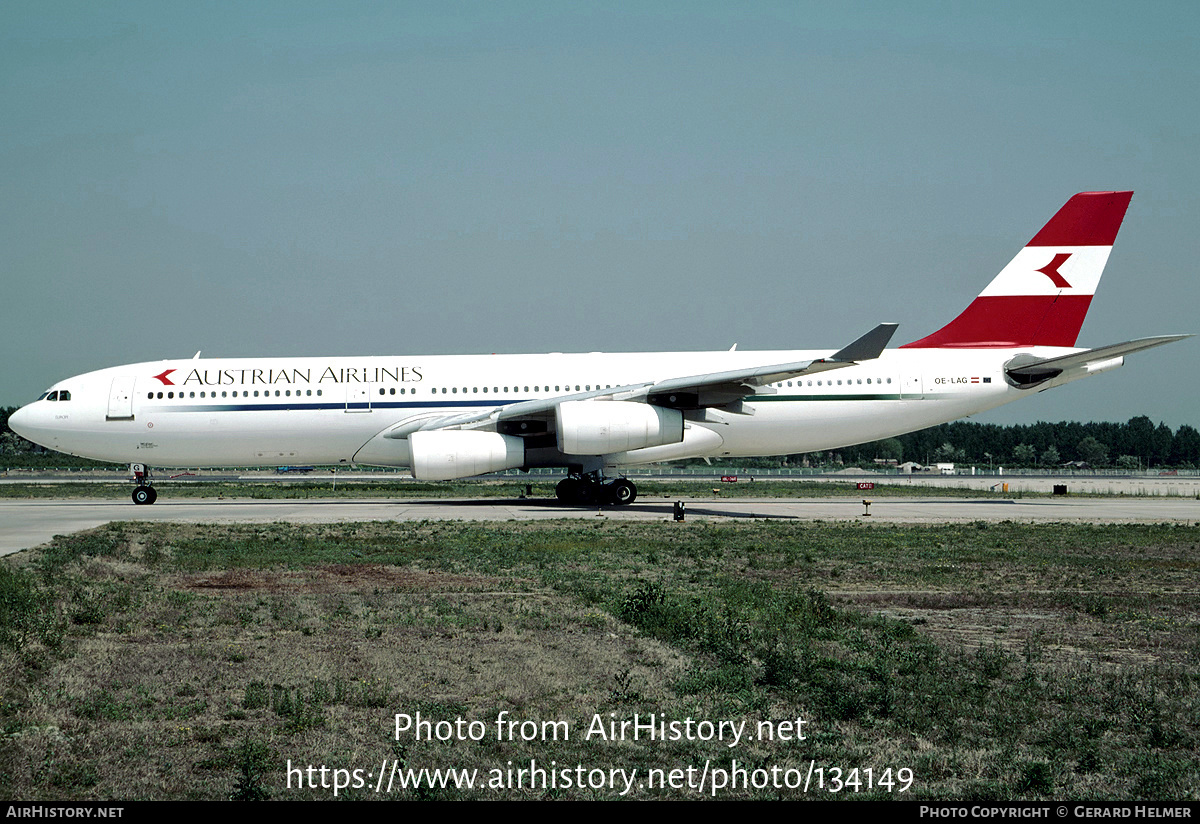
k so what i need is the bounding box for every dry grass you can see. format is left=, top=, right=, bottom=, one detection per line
left=1, top=520, right=1197, bottom=800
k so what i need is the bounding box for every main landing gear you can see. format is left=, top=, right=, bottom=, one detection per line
left=555, top=472, right=637, bottom=506
left=131, top=463, right=157, bottom=505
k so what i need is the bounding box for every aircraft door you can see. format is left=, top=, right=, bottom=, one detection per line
left=345, top=384, right=375, bottom=412
left=106, top=376, right=136, bottom=420
left=900, top=374, right=923, bottom=399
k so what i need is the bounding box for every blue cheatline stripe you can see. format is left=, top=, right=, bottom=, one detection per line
left=143, top=399, right=513, bottom=414
left=141, top=394, right=924, bottom=416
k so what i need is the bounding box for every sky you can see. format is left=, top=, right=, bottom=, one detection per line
left=2, top=1, right=1196, bottom=428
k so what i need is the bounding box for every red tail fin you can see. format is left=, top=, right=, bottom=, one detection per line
left=901, top=191, right=1133, bottom=349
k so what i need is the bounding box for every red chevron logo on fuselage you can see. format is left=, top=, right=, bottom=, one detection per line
left=152, top=369, right=176, bottom=386
left=1036, top=252, right=1072, bottom=288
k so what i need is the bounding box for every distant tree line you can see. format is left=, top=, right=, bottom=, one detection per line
left=805, top=416, right=1200, bottom=470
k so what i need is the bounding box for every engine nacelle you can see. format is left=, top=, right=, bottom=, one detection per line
left=556, top=401, right=684, bottom=455
left=409, top=430, right=525, bottom=480
left=607, top=423, right=724, bottom=466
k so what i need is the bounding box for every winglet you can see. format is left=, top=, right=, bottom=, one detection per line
left=830, top=323, right=899, bottom=362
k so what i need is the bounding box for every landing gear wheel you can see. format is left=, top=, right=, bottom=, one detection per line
left=556, top=478, right=586, bottom=505
left=558, top=475, right=637, bottom=506
left=132, top=486, right=155, bottom=505
left=608, top=479, right=637, bottom=506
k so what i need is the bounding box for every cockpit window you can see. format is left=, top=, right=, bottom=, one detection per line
left=37, top=392, right=49, bottom=401
left=58, top=390, right=71, bottom=401
left=46, top=391, right=58, bottom=401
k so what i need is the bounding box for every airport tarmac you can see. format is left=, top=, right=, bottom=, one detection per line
left=2, top=494, right=1197, bottom=555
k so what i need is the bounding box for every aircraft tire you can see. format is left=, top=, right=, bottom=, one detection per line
left=132, top=486, right=154, bottom=505
left=609, top=479, right=637, bottom=506
left=556, top=478, right=585, bottom=505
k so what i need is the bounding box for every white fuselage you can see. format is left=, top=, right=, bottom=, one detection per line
left=10, top=345, right=1086, bottom=470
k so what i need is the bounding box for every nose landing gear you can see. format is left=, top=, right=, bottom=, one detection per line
left=132, top=485, right=158, bottom=505
left=131, top=463, right=157, bottom=505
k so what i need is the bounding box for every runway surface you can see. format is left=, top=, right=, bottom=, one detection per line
left=2, top=494, right=1197, bottom=555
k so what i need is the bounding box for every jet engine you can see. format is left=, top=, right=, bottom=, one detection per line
left=555, top=401, right=684, bottom=455
left=409, top=430, right=525, bottom=480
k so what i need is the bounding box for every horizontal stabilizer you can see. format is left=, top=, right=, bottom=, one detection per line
left=1005, top=334, right=1191, bottom=385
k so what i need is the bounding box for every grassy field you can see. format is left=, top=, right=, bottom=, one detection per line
left=0, top=477, right=1027, bottom=501
left=1, top=520, right=1197, bottom=800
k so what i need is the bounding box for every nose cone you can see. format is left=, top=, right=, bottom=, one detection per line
left=7, top=403, right=54, bottom=451
left=7, top=404, right=34, bottom=440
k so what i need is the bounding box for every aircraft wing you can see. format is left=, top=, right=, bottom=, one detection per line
left=631, top=322, right=898, bottom=398
left=383, top=323, right=898, bottom=438
left=1005, top=334, right=1191, bottom=384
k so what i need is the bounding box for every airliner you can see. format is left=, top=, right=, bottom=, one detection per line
left=8, top=191, right=1188, bottom=506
